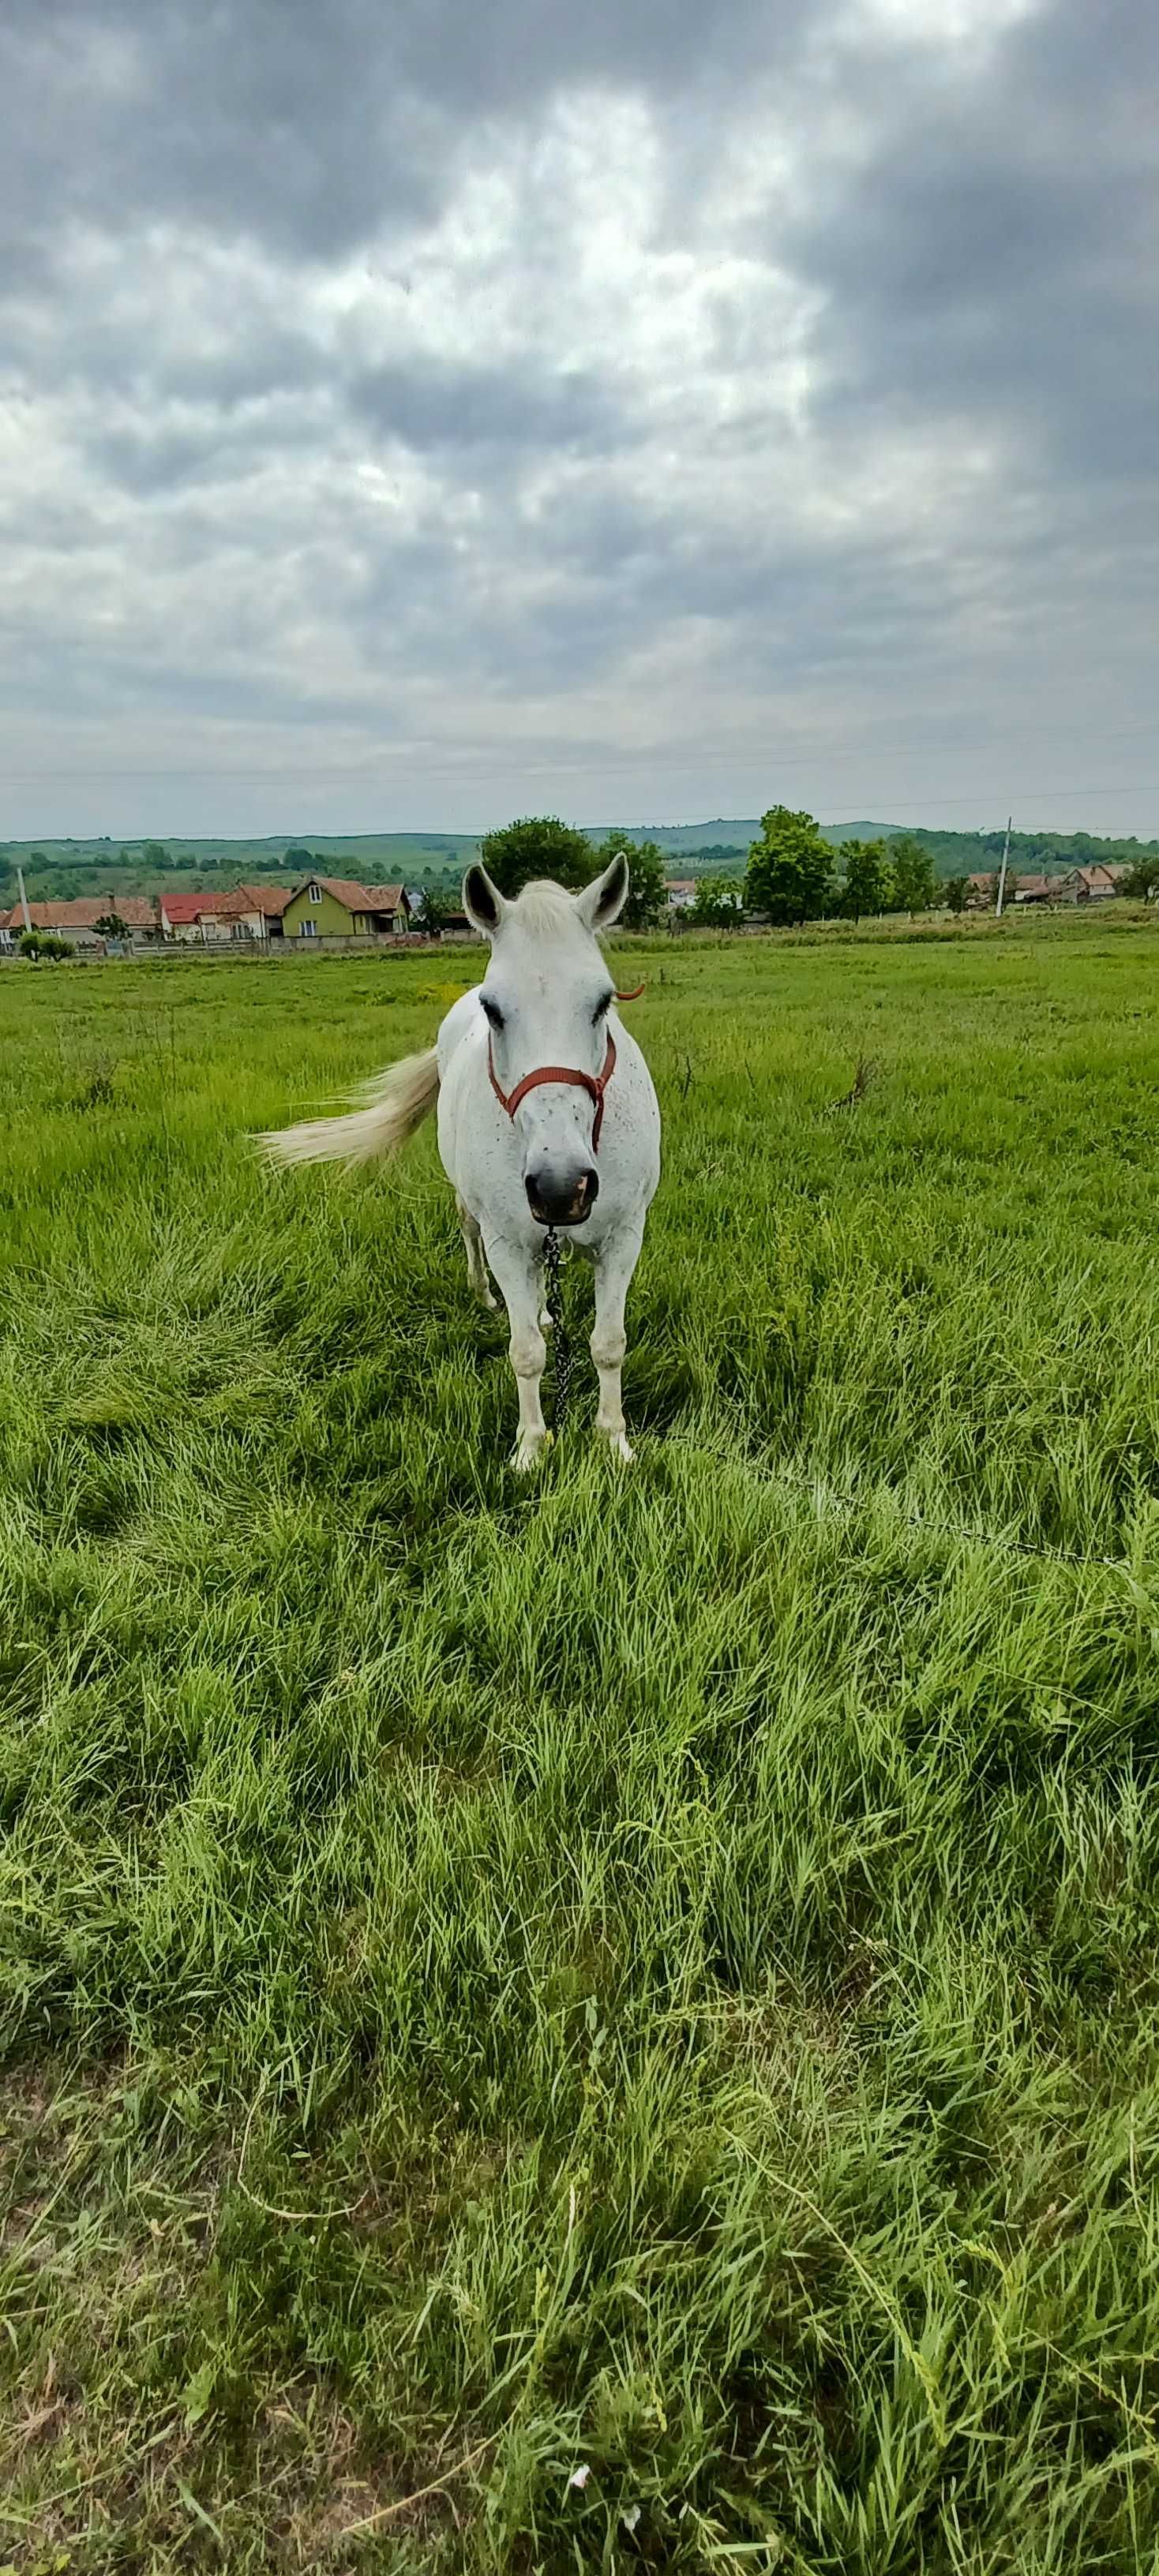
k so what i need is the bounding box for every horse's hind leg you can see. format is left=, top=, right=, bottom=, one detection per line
left=456, top=1194, right=496, bottom=1310
left=591, top=1225, right=644, bottom=1463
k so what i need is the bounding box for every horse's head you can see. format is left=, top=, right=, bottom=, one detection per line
left=463, top=852, right=630, bottom=1226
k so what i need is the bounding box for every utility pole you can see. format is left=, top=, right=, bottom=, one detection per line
left=16, top=866, right=32, bottom=933
left=995, top=816, right=1012, bottom=919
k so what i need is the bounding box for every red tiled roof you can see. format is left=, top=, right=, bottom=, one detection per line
left=163, top=886, right=264, bottom=924
left=1071, top=864, right=1117, bottom=889
left=235, top=883, right=292, bottom=914
left=193, top=889, right=251, bottom=919
left=287, top=876, right=407, bottom=915
left=2, top=896, right=155, bottom=930
left=297, top=876, right=376, bottom=912
left=159, top=889, right=213, bottom=923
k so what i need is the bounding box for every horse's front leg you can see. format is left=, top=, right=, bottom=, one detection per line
left=483, top=1234, right=549, bottom=1471
left=591, top=1224, right=644, bottom=1463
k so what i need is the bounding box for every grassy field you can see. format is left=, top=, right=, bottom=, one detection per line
left=2, top=914, right=1158, bottom=2573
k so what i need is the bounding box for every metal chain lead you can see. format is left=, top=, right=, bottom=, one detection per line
left=542, top=1227, right=572, bottom=1430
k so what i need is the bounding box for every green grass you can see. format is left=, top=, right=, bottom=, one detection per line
left=2, top=914, right=1158, bottom=2573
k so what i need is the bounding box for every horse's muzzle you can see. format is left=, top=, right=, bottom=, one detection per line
left=525, top=1166, right=599, bottom=1227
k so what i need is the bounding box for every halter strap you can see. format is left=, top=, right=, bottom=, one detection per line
left=489, top=1028, right=617, bottom=1151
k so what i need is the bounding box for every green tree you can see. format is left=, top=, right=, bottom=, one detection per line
left=689, top=876, right=745, bottom=927
left=478, top=815, right=594, bottom=900
left=20, top=929, right=72, bottom=960
left=944, top=875, right=970, bottom=915
left=745, top=807, right=833, bottom=925
left=888, top=834, right=936, bottom=915
left=592, top=833, right=666, bottom=930
left=1123, top=856, right=1159, bottom=902
left=94, top=912, right=129, bottom=941
left=838, top=839, right=891, bottom=921
left=143, top=842, right=169, bottom=869
left=414, top=887, right=445, bottom=936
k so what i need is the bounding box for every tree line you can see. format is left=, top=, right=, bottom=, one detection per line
left=466, top=811, right=944, bottom=927
left=423, top=809, right=1159, bottom=928
left=5, top=814, right=1157, bottom=927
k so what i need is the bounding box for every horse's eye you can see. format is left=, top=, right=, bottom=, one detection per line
left=593, top=991, right=613, bottom=1024
left=481, top=994, right=504, bottom=1031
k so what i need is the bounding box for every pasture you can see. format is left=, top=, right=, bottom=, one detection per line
left=2, top=915, right=1158, bottom=2573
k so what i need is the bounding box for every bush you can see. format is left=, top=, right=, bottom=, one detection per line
left=689, top=877, right=746, bottom=928
left=19, top=929, right=73, bottom=961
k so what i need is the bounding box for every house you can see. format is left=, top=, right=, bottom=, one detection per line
left=0, top=896, right=157, bottom=949
left=362, top=884, right=412, bottom=933
left=158, top=887, right=244, bottom=942
left=188, top=890, right=256, bottom=942
left=280, top=876, right=412, bottom=940
left=233, top=885, right=292, bottom=938
left=159, top=889, right=219, bottom=942
left=1052, top=864, right=1121, bottom=904
left=1012, top=874, right=1056, bottom=905
left=159, top=884, right=292, bottom=942
left=666, top=878, right=698, bottom=911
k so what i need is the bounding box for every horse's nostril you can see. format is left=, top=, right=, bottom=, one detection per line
left=526, top=1166, right=599, bottom=1226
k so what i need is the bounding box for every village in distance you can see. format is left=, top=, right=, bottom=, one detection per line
left=1, top=808, right=1154, bottom=960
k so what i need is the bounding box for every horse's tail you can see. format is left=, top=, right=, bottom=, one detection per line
left=258, top=1047, right=440, bottom=1171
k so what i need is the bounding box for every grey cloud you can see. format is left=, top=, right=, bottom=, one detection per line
left=349, top=361, right=631, bottom=459
left=0, top=0, right=1157, bottom=836
left=85, top=402, right=331, bottom=499
left=791, top=0, right=1159, bottom=483
left=0, top=0, right=802, bottom=275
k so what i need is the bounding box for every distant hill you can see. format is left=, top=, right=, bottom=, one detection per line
left=0, top=833, right=482, bottom=907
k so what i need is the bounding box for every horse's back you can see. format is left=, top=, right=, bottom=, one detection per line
left=436, top=990, right=487, bottom=1189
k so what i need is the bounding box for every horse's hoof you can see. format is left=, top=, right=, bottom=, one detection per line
left=479, top=1287, right=498, bottom=1311
left=600, top=1431, right=635, bottom=1465
left=512, top=1431, right=551, bottom=1472
left=538, top=1309, right=552, bottom=1331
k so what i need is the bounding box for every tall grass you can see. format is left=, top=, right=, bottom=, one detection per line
left=2, top=917, right=1157, bottom=2570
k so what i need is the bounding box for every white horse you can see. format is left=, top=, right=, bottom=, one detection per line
left=262, top=853, right=662, bottom=1468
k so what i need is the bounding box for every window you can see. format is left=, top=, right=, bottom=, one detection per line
left=308, top=880, right=321, bottom=904
left=298, top=919, right=317, bottom=939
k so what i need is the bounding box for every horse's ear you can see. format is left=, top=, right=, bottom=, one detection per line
left=575, top=850, right=629, bottom=933
left=463, top=864, right=506, bottom=937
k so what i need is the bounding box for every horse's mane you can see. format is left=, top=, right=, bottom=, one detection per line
left=510, top=880, right=582, bottom=938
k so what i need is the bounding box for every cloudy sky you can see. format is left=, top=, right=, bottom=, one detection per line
left=2, top=0, right=1157, bottom=841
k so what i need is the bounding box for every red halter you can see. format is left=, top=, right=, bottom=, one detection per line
left=486, top=988, right=643, bottom=1154
left=489, top=1028, right=618, bottom=1150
